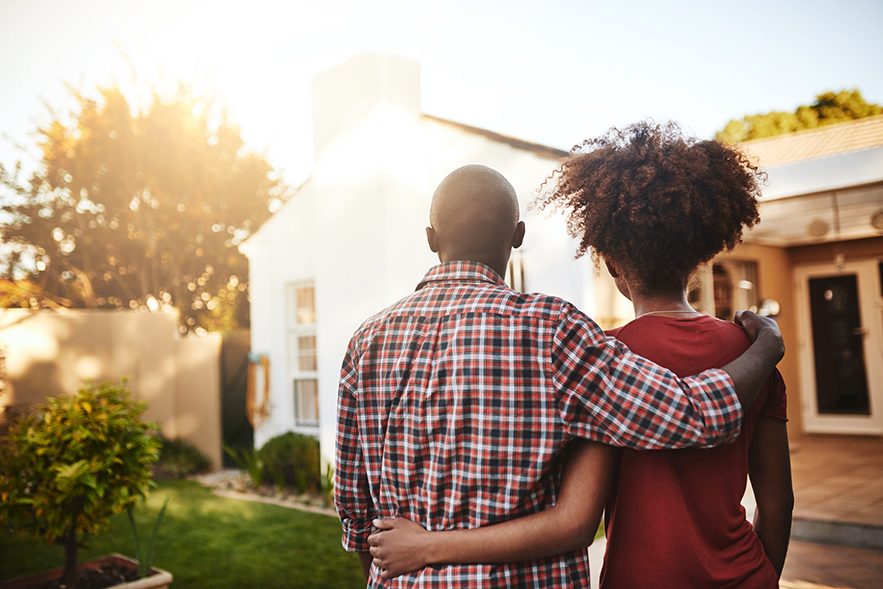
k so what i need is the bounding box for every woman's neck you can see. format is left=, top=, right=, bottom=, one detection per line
left=631, top=289, right=699, bottom=318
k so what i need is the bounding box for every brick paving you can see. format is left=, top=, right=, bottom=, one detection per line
left=789, top=435, right=883, bottom=527
left=781, top=540, right=883, bottom=589
left=778, top=434, right=883, bottom=588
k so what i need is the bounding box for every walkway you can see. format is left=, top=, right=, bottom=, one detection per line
left=781, top=540, right=883, bottom=589
left=790, top=434, right=883, bottom=530
left=780, top=434, right=883, bottom=588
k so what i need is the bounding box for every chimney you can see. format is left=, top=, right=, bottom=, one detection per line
left=311, top=54, right=421, bottom=158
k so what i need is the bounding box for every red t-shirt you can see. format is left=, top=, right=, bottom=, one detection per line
left=600, top=315, right=787, bottom=589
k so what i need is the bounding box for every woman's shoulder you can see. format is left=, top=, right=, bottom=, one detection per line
left=610, top=314, right=752, bottom=358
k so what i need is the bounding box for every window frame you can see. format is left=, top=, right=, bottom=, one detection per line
left=689, top=258, right=760, bottom=319
left=285, top=281, right=320, bottom=430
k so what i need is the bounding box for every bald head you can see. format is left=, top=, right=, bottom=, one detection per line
left=426, top=164, right=525, bottom=276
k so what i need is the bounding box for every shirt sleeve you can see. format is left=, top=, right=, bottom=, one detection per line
left=552, top=304, right=744, bottom=449
left=334, top=339, right=375, bottom=552
left=760, top=369, right=788, bottom=422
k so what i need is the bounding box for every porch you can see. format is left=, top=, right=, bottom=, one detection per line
left=781, top=433, right=883, bottom=588
left=790, top=434, right=883, bottom=544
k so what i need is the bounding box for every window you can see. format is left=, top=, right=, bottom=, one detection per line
left=506, top=252, right=526, bottom=292
left=689, top=260, right=759, bottom=319
left=287, top=282, right=319, bottom=427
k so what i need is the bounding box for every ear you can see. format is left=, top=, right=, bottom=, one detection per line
left=511, top=221, right=526, bottom=249
left=604, top=257, right=619, bottom=278
left=426, top=226, right=440, bottom=253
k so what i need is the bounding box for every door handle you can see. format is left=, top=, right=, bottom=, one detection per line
left=852, top=327, right=868, bottom=337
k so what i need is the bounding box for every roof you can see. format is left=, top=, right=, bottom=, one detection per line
left=242, top=115, right=568, bottom=253
left=422, top=114, right=569, bottom=160
left=739, top=114, right=883, bottom=167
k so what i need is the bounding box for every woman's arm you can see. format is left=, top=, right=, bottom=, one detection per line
left=367, top=439, right=615, bottom=579
left=748, top=417, right=794, bottom=577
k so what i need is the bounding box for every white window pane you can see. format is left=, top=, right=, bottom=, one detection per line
left=294, top=379, right=319, bottom=426
left=297, top=335, right=317, bottom=371
left=295, top=286, right=316, bottom=324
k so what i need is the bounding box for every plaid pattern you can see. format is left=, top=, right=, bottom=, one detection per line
left=335, top=261, right=742, bottom=588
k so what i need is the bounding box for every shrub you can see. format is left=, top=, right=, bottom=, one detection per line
left=0, top=381, right=160, bottom=588
left=323, top=463, right=334, bottom=507
left=154, top=435, right=212, bottom=479
left=223, top=444, right=264, bottom=488
left=258, top=432, right=321, bottom=494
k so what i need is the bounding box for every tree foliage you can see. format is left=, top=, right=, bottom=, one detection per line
left=0, top=85, right=287, bottom=332
left=716, top=89, right=883, bottom=144
left=0, top=381, right=160, bottom=587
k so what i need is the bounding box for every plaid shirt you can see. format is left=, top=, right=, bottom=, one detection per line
left=335, top=261, right=742, bottom=588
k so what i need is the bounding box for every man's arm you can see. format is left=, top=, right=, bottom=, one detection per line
left=724, top=311, right=786, bottom=409
left=553, top=306, right=783, bottom=449
left=334, top=341, right=376, bottom=570
left=367, top=440, right=615, bottom=579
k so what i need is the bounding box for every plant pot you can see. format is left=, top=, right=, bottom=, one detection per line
left=1, top=553, right=172, bottom=589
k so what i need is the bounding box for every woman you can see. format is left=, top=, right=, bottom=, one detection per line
left=367, top=122, right=793, bottom=588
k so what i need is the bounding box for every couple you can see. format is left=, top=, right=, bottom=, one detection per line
left=334, top=122, right=791, bottom=588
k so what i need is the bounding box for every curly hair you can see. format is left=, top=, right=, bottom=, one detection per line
left=535, top=121, right=764, bottom=294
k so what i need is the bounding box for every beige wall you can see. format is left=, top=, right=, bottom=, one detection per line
left=786, top=237, right=883, bottom=438
left=788, top=236, right=883, bottom=266
left=720, top=243, right=802, bottom=438
left=173, top=334, right=222, bottom=468
left=724, top=236, right=883, bottom=439
left=0, top=309, right=222, bottom=469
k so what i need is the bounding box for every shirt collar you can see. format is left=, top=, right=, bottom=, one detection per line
left=417, top=261, right=507, bottom=290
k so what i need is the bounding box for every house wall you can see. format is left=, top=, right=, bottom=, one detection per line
left=786, top=236, right=883, bottom=437
left=0, top=309, right=223, bottom=468
left=787, top=236, right=883, bottom=266
left=722, top=236, right=883, bottom=439
left=244, top=178, right=322, bottom=448
left=243, top=115, right=597, bottom=464
left=720, top=242, right=802, bottom=438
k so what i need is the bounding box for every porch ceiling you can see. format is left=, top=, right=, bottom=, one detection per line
left=744, top=181, right=883, bottom=247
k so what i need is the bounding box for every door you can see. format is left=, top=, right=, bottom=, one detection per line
left=796, top=260, right=883, bottom=435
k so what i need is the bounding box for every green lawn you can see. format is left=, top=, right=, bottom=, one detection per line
left=0, top=480, right=364, bottom=589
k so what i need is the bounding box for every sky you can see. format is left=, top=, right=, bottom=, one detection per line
left=2, top=0, right=882, bottom=183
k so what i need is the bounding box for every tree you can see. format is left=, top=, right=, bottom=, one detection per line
left=716, top=89, right=883, bottom=143
left=0, top=382, right=159, bottom=588
left=0, top=85, right=288, bottom=332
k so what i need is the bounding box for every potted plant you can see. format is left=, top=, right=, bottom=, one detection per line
left=0, top=381, right=172, bottom=589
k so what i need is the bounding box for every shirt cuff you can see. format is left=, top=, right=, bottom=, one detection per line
left=341, top=517, right=373, bottom=552
left=683, top=367, right=743, bottom=446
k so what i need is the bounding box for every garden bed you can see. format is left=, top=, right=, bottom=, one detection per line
left=193, top=470, right=335, bottom=517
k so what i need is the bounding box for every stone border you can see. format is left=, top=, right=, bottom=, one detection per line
left=792, top=517, right=883, bottom=550
left=210, top=488, right=338, bottom=518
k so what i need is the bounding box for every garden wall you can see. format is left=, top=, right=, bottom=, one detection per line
left=0, top=309, right=222, bottom=469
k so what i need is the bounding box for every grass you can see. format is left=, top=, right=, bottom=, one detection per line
left=0, top=480, right=364, bottom=589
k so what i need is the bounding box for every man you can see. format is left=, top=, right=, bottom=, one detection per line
left=335, top=164, right=783, bottom=587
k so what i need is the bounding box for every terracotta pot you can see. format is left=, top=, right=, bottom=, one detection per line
left=1, top=553, right=172, bottom=589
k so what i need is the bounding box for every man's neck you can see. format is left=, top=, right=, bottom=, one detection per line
left=440, top=253, right=508, bottom=280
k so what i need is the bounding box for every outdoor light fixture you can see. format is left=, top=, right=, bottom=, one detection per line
left=757, top=298, right=781, bottom=318
left=872, top=209, right=883, bottom=232
left=807, top=218, right=829, bottom=238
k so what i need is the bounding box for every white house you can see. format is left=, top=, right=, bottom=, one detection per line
left=241, top=53, right=883, bottom=469
left=239, top=54, right=625, bottom=462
